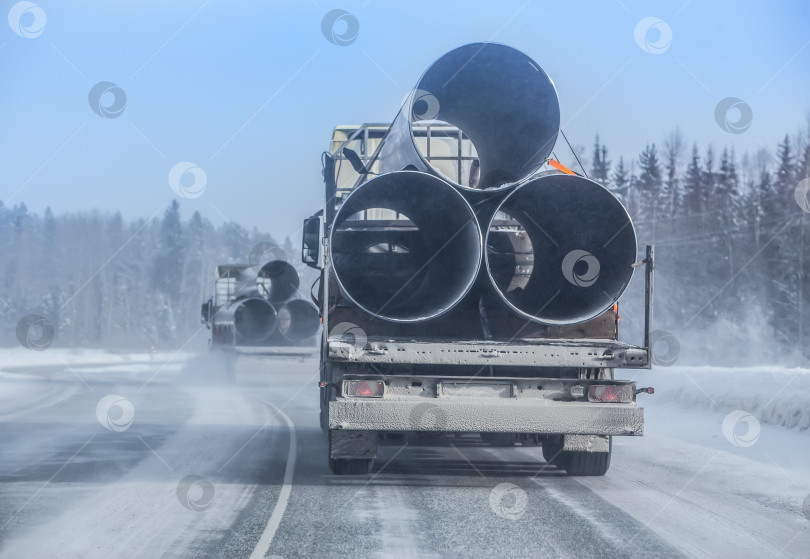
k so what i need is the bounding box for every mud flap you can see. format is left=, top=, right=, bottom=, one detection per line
left=330, top=429, right=377, bottom=459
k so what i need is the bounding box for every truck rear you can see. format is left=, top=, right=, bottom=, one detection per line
left=201, top=262, right=319, bottom=356
left=303, top=43, right=654, bottom=476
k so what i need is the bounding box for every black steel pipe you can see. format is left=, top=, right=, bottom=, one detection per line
left=372, top=42, right=560, bottom=191
left=278, top=299, right=320, bottom=341
left=232, top=296, right=278, bottom=341
left=485, top=173, right=637, bottom=325
left=330, top=171, right=482, bottom=322
left=258, top=260, right=300, bottom=303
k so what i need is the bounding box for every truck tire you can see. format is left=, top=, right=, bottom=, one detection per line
left=319, top=389, right=329, bottom=432
left=329, top=458, right=373, bottom=475
left=319, top=363, right=331, bottom=433
left=541, top=437, right=564, bottom=465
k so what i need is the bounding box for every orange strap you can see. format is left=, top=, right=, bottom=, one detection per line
left=549, top=159, right=577, bottom=176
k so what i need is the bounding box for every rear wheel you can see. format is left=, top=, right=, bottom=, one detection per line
left=541, top=436, right=564, bottom=465
left=319, top=386, right=329, bottom=432
left=319, top=362, right=331, bottom=432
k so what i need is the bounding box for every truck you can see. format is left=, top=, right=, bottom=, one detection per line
left=303, top=43, right=655, bottom=476
left=200, top=261, right=319, bottom=358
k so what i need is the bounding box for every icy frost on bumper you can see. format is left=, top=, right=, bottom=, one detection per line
left=329, top=399, right=644, bottom=436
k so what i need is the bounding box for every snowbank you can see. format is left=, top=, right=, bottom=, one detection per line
left=0, top=347, right=194, bottom=373
left=625, top=366, right=810, bottom=432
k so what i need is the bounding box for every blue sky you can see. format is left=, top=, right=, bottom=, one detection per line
left=1, top=0, right=808, bottom=244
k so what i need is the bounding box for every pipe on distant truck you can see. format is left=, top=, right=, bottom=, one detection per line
left=232, top=296, right=278, bottom=341
left=258, top=260, right=300, bottom=303
left=278, top=299, right=320, bottom=341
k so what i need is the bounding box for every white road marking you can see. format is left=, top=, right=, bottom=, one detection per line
left=249, top=396, right=297, bottom=559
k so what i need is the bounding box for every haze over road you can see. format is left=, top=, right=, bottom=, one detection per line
left=0, top=351, right=808, bottom=558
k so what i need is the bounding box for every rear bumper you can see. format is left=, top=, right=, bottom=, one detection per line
left=329, top=398, right=644, bottom=436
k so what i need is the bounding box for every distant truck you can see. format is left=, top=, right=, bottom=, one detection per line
left=303, top=43, right=655, bottom=476
left=201, top=261, right=319, bottom=356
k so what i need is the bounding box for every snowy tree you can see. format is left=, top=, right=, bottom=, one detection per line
left=635, top=143, right=662, bottom=241
left=591, top=135, right=611, bottom=185
left=661, top=130, right=683, bottom=217
left=611, top=156, right=629, bottom=198
left=682, top=145, right=703, bottom=216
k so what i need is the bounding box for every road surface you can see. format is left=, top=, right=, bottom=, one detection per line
left=0, top=350, right=808, bottom=558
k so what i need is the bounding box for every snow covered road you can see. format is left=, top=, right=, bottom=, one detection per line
left=0, top=350, right=808, bottom=558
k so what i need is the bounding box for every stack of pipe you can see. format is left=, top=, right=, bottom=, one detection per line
left=220, top=261, right=319, bottom=344
left=329, top=43, right=637, bottom=329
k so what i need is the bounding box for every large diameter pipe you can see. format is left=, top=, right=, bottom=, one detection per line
left=330, top=171, right=482, bottom=322
left=278, top=299, right=320, bottom=341
left=374, top=42, right=560, bottom=191
left=232, top=296, right=278, bottom=341
left=486, top=173, right=637, bottom=325
left=258, top=260, right=299, bottom=303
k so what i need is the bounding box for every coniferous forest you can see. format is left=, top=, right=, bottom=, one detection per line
left=2, top=128, right=809, bottom=363
left=585, top=128, right=810, bottom=365
left=0, top=200, right=299, bottom=350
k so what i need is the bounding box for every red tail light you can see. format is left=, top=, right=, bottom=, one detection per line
left=356, top=382, right=375, bottom=397
left=344, top=380, right=384, bottom=398
left=600, top=386, right=618, bottom=402
left=588, top=384, right=633, bottom=403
